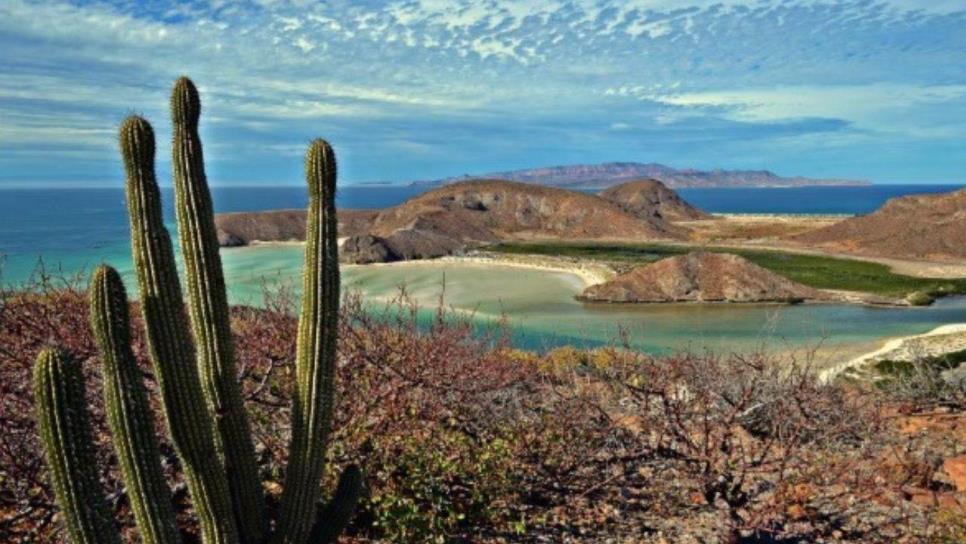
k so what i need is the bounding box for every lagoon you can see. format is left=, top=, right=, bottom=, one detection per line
left=221, top=244, right=966, bottom=356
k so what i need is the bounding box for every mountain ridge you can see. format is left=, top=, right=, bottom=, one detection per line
left=411, top=162, right=869, bottom=189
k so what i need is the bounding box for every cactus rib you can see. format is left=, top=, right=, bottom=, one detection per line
left=90, top=265, right=182, bottom=544
left=34, top=348, right=122, bottom=544
left=120, top=115, right=240, bottom=544
left=273, top=139, right=342, bottom=543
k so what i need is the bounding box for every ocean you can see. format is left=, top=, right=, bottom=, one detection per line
left=2, top=183, right=964, bottom=354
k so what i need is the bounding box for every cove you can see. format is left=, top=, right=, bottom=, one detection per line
left=220, top=244, right=966, bottom=356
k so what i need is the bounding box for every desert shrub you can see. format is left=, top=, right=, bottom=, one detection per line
left=365, top=430, right=515, bottom=542
left=1, top=274, right=958, bottom=542
left=874, top=350, right=966, bottom=410
left=907, top=291, right=935, bottom=306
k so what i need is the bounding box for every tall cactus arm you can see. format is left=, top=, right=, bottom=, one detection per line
left=120, top=115, right=240, bottom=544
left=274, top=139, right=342, bottom=544
left=34, top=348, right=123, bottom=544
left=169, top=77, right=266, bottom=543
left=90, top=265, right=182, bottom=544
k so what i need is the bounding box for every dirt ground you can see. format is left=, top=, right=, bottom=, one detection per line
left=677, top=215, right=966, bottom=279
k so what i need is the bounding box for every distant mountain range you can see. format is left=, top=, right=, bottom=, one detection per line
left=412, top=162, right=869, bottom=189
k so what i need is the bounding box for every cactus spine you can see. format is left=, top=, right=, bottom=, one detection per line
left=90, top=265, right=182, bottom=544
left=37, top=78, right=361, bottom=544
left=34, top=348, right=122, bottom=544
left=273, top=139, right=342, bottom=543
left=170, top=76, right=266, bottom=542
left=120, top=115, right=239, bottom=544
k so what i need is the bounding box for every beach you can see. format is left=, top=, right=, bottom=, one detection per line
left=820, top=323, right=966, bottom=382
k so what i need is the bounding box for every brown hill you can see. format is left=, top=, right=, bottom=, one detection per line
left=791, top=188, right=966, bottom=261
left=369, top=179, right=677, bottom=239
left=579, top=252, right=825, bottom=303
left=340, top=179, right=685, bottom=262
left=599, top=179, right=712, bottom=222
left=214, top=209, right=377, bottom=246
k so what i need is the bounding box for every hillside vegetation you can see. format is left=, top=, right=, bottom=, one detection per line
left=2, top=280, right=964, bottom=542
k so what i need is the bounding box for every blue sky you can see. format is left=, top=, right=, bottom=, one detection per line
left=1, top=0, right=964, bottom=187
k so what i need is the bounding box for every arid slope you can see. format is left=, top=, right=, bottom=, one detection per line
left=215, top=209, right=377, bottom=246
left=579, top=252, right=826, bottom=303
left=341, top=179, right=685, bottom=262
left=599, top=178, right=711, bottom=222
left=790, top=188, right=966, bottom=261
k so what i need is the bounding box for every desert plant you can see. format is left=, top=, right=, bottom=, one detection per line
left=32, top=77, right=361, bottom=544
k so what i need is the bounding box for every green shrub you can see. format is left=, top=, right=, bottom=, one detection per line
left=365, top=430, right=516, bottom=542
left=906, top=291, right=935, bottom=306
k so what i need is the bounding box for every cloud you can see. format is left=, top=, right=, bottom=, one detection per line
left=617, top=84, right=966, bottom=129
left=0, top=0, right=964, bottom=184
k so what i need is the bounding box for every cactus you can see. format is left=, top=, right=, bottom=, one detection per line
left=90, top=265, right=182, bottom=544
left=35, top=77, right=362, bottom=544
left=34, top=348, right=122, bottom=544
left=121, top=115, right=240, bottom=544
left=273, top=139, right=342, bottom=543
left=170, top=76, right=267, bottom=543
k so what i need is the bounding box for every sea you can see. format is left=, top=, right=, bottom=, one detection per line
left=2, top=183, right=964, bottom=355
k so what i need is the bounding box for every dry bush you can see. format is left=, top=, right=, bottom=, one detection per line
left=1, top=272, right=959, bottom=543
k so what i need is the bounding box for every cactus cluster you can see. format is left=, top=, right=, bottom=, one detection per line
left=33, top=77, right=360, bottom=544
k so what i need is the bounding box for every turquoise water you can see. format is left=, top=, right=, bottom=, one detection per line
left=219, top=245, right=966, bottom=355
left=2, top=185, right=965, bottom=355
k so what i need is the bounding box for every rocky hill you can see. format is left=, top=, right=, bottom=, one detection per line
left=579, top=252, right=826, bottom=303
left=419, top=162, right=867, bottom=189
left=599, top=179, right=712, bottom=222
left=214, top=209, right=377, bottom=246
left=341, top=179, right=685, bottom=263
left=791, top=187, right=966, bottom=261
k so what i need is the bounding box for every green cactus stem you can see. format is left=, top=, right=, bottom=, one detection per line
left=120, top=114, right=240, bottom=544
left=309, top=465, right=365, bottom=544
left=273, top=139, right=342, bottom=543
left=34, top=348, right=122, bottom=544
left=90, top=265, right=182, bottom=544
left=170, top=76, right=266, bottom=543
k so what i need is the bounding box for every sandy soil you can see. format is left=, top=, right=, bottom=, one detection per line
left=344, top=252, right=616, bottom=288
left=819, top=323, right=966, bottom=382
left=679, top=214, right=844, bottom=243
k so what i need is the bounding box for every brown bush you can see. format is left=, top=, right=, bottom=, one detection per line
left=1, top=273, right=960, bottom=543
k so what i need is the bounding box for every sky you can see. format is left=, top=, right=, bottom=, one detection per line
left=1, top=0, right=964, bottom=187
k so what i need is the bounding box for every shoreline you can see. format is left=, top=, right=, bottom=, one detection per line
left=342, top=252, right=615, bottom=289
left=819, top=323, right=966, bottom=382
left=226, top=242, right=947, bottom=308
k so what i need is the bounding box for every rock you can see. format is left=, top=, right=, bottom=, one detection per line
left=340, top=234, right=400, bottom=264
left=217, top=229, right=246, bottom=247
left=579, top=251, right=827, bottom=303
left=340, top=229, right=468, bottom=264
left=599, top=179, right=711, bottom=222
left=213, top=209, right=378, bottom=246
left=941, top=454, right=966, bottom=492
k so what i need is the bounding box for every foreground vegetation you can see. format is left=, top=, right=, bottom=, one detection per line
left=489, top=242, right=966, bottom=301
left=2, top=278, right=964, bottom=543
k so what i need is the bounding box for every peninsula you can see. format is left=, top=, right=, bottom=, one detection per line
left=214, top=180, right=966, bottom=306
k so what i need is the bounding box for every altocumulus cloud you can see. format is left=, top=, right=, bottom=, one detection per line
left=0, top=0, right=964, bottom=186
